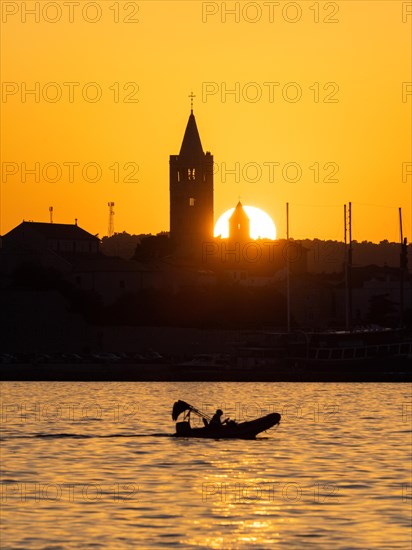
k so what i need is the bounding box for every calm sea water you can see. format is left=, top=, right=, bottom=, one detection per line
left=1, top=382, right=411, bottom=549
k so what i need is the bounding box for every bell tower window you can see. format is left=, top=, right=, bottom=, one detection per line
left=189, top=198, right=195, bottom=206
left=188, top=168, right=196, bottom=181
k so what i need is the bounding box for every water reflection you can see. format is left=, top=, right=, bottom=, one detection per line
left=1, top=382, right=410, bottom=549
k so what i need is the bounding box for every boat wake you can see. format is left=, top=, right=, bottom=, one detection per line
left=0, top=433, right=172, bottom=440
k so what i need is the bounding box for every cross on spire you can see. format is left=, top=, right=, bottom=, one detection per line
left=188, top=91, right=196, bottom=113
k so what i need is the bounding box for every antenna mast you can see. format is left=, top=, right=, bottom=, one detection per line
left=108, top=202, right=115, bottom=236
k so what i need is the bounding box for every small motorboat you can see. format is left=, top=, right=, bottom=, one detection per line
left=172, top=400, right=281, bottom=439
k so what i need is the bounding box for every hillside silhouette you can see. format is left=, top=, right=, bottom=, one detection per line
left=102, top=232, right=410, bottom=272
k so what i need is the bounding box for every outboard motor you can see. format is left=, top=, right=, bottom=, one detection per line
left=176, top=421, right=191, bottom=436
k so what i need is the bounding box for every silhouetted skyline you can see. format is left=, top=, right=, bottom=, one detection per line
left=2, top=2, right=410, bottom=242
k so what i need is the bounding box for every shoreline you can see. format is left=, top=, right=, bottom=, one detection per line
left=1, top=361, right=410, bottom=382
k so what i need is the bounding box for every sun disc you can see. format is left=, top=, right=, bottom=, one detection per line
left=214, top=206, right=277, bottom=240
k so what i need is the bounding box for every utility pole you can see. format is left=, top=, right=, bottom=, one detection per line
left=286, top=202, right=291, bottom=333
left=399, top=207, right=408, bottom=328
left=344, top=204, right=349, bottom=330
left=348, top=202, right=353, bottom=330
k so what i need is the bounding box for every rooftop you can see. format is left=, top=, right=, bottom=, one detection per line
left=8, top=221, right=100, bottom=241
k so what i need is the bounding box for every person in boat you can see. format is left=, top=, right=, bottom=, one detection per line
left=209, top=409, right=224, bottom=427
left=208, top=409, right=236, bottom=428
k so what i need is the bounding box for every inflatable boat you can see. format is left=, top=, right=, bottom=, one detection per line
left=172, top=400, right=281, bottom=439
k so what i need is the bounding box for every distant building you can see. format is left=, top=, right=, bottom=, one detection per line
left=290, top=266, right=412, bottom=328
left=0, top=221, right=163, bottom=304
left=70, top=255, right=164, bottom=305
left=1, top=221, right=99, bottom=255
left=0, top=221, right=100, bottom=274
left=229, top=201, right=250, bottom=243
left=170, top=109, right=214, bottom=258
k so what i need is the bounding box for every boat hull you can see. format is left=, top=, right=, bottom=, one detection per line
left=174, top=412, right=281, bottom=439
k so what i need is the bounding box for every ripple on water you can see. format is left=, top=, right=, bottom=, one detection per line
left=0, top=381, right=410, bottom=550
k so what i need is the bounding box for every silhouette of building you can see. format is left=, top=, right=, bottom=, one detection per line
left=229, top=201, right=250, bottom=242
left=1, top=221, right=100, bottom=274
left=2, top=221, right=99, bottom=255
left=170, top=109, right=214, bottom=258
left=0, top=221, right=163, bottom=304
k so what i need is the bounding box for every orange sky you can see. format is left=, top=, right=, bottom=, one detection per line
left=1, top=0, right=411, bottom=242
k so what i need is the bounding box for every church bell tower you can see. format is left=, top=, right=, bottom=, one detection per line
left=170, top=102, right=214, bottom=258
left=229, top=201, right=250, bottom=242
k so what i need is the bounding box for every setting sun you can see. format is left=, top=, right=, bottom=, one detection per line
left=214, top=206, right=277, bottom=240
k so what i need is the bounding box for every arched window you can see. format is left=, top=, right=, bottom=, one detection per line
left=187, top=168, right=196, bottom=181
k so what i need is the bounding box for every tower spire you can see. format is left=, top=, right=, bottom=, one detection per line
left=229, top=201, right=250, bottom=242
left=188, top=91, right=196, bottom=113
left=179, top=109, right=204, bottom=159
